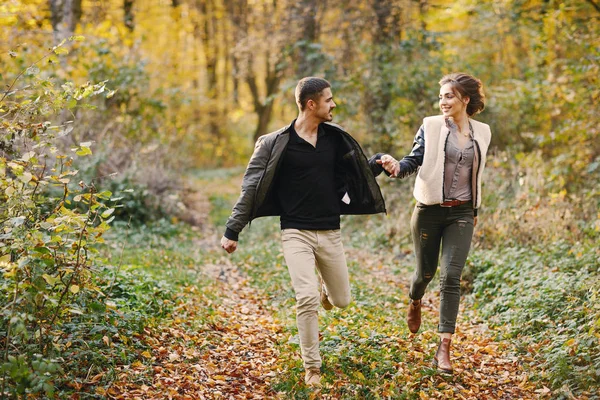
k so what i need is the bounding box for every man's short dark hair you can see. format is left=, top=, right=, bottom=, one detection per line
left=295, top=77, right=331, bottom=110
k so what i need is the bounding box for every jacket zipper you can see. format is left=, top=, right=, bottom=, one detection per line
left=441, top=128, right=451, bottom=202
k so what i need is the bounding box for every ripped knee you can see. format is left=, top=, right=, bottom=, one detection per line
left=419, top=231, right=429, bottom=248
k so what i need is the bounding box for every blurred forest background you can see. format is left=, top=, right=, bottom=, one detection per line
left=1, top=0, right=599, bottom=398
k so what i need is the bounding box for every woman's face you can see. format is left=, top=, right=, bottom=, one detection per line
left=439, top=83, right=469, bottom=119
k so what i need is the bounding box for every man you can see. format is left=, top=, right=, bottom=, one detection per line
left=220, top=77, right=386, bottom=387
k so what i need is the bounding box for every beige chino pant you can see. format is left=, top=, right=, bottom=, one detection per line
left=281, top=229, right=351, bottom=369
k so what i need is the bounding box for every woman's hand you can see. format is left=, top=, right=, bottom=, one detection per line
left=376, top=154, right=400, bottom=177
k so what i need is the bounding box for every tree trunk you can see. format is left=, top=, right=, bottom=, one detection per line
left=199, top=0, right=218, bottom=99
left=291, top=0, right=320, bottom=77
left=123, top=0, right=134, bottom=31
left=196, top=0, right=221, bottom=137
left=364, top=0, right=402, bottom=150
left=226, top=0, right=285, bottom=140
left=254, top=103, right=275, bottom=141
left=246, top=53, right=282, bottom=141
left=224, top=0, right=248, bottom=106
left=50, top=0, right=83, bottom=41
left=417, top=0, right=428, bottom=43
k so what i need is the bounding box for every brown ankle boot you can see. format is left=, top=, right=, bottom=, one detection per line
left=407, top=299, right=421, bottom=334
left=433, top=338, right=453, bottom=374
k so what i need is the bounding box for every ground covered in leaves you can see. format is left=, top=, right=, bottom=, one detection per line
left=97, top=171, right=595, bottom=399
left=103, top=236, right=547, bottom=399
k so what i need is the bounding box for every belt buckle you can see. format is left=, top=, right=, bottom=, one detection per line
left=440, top=201, right=451, bottom=207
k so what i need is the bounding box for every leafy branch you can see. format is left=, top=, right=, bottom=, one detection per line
left=0, top=37, right=81, bottom=104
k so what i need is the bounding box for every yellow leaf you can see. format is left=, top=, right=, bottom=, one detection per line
left=69, top=284, right=80, bottom=294
left=141, top=351, right=152, bottom=358
left=54, top=47, right=69, bottom=55
left=76, top=146, right=92, bottom=156
left=353, top=371, right=365, bottom=380
left=42, top=274, right=57, bottom=285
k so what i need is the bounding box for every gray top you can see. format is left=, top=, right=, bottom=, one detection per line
left=443, top=121, right=475, bottom=201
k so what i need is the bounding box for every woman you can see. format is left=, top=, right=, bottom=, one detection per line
left=377, top=72, right=491, bottom=374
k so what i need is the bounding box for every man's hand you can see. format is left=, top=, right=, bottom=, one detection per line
left=221, top=236, right=238, bottom=254
left=376, top=154, right=400, bottom=177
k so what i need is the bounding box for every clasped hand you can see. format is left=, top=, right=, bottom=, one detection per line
left=376, top=154, right=400, bottom=177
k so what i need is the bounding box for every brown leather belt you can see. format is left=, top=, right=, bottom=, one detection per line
left=440, top=199, right=470, bottom=207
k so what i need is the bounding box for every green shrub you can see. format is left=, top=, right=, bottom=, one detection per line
left=0, top=38, right=118, bottom=396
left=467, top=243, right=600, bottom=394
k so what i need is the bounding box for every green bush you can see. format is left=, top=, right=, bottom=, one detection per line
left=467, top=243, right=600, bottom=394
left=0, top=38, right=119, bottom=396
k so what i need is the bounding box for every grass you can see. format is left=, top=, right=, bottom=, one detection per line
left=41, top=164, right=597, bottom=398
left=465, top=243, right=600, bottom=395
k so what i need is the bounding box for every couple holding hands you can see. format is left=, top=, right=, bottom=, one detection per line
left=221, top=74, right=491, bottom=387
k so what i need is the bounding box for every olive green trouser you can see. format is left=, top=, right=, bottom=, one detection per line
left=409, top=202, right=475, bottom=334
left=281, top=229, right=351, bottom=369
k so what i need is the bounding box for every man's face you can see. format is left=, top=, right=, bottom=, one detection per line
left=311, top=88, right=336, bottom=122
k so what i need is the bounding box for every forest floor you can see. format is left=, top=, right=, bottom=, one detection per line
left=103, top=171, right=557, bottom=399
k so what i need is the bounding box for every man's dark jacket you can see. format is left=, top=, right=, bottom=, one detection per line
left=224, top=121, right=386, bottom=240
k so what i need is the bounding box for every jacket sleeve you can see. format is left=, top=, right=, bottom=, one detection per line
left=224, top=136, right=272, bottom=241
left=368, top=126, right=425, bottom=179
left=397, top=125, right=425, bottom=179
left=368, top=153, right=387, bottom=177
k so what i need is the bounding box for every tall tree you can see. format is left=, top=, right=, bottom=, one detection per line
left=224, top=0, right=247, bottom=105
left=194, top=0, right=222, bottom=137
left=228, top=0, right=290, bottom=141
left=363, top=0, right=403, bottom=150
left=290, top=0, right=321, bottom=77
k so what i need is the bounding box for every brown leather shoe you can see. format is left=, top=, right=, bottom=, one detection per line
left=433, top=338, right=453, bottom=374
left=305, top=367, right=321, bottom=387
left=407, top=299, right=421, bottom=333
